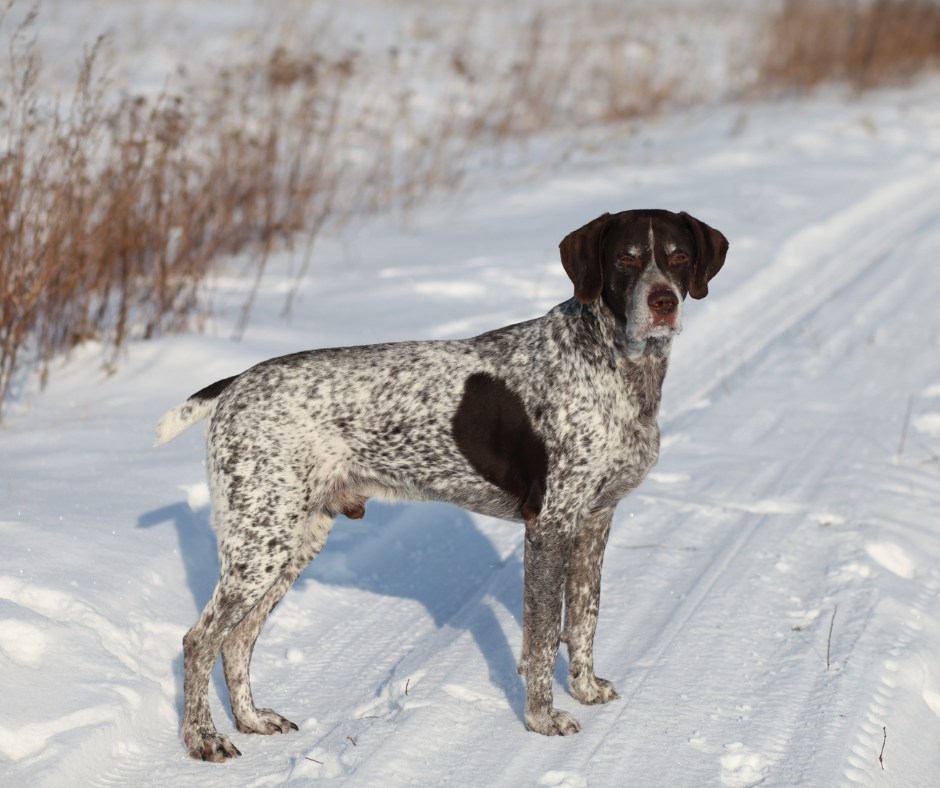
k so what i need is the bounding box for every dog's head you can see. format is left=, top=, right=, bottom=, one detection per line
left=559, top=209, right=728, bottom=343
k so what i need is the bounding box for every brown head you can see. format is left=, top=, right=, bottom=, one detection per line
left=559, top=209, right=728, bottom=342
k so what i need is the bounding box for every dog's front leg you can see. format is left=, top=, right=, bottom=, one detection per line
left=518, top=511, right=581, bottom=736
left=562, top=506, right=620, bottom=705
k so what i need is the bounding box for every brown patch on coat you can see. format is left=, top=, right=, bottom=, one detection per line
left=191, top=375, right=238, bottom=402
left=452, top=372, right=548, bottom=522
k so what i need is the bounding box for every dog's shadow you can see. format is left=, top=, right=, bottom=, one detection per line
left=137, top=500, right=557, bottom=726
left=137, top=502, right=222, bottom=727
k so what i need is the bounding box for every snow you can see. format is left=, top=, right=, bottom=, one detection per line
left=4, top=3, right=940, bottom=787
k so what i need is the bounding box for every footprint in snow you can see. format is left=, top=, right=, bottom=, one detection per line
left=539, top=771, right=587, bottom=788
left=720, top=743, right=769, bottom=788
left=913, top=412, right=940, bottom=437
left=865, top=542, right=916, bottom=579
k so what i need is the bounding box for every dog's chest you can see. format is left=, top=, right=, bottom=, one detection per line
left=580, top=356, right=665, bottom=509
left=593, top=418, right=659, bottom=505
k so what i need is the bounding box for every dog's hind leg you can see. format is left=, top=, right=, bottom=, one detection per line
left=222, top=511, right=335, bottom=736
left=181, top=503, right=315, bottom=761
left=562, top=506, right=620, bottom=705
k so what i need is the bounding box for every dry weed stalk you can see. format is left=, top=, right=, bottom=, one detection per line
left=759, top=0, right=940, bottom=92
left=0, top=17, right=359, bottom=408
left=895, top=393, right=915, bottom=465
left=443, top=11, right=678, bottom=144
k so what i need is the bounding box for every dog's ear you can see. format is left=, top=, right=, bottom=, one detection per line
left=559, top=212, right=614, bottom=304
left=680, top=212, right=729, bottom=300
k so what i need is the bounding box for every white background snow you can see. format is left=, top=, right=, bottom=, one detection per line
left=3, top=2, right=940, bottom=787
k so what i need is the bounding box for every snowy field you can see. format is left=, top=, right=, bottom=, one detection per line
left=4, top=3, right=940, bottom=787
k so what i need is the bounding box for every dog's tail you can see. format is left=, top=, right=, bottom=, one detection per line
left=154, top=375, right=238, bottom=447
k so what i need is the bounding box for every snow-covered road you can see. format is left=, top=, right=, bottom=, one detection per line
left=4, top=79, right=940, bottom=787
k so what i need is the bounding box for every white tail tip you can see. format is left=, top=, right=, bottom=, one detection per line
left=154, top=399, right=214, bottom=446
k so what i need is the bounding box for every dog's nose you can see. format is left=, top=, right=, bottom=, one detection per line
left=648, top=289, right=678, bottom=316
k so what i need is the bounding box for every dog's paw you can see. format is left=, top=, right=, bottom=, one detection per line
left=184, top=729, right=242, bottom=762
left=234, top=708, right=298, bottom=736
left=571, top=672, right=620, bottom=705
left=526, top=707, right=582, bottom=736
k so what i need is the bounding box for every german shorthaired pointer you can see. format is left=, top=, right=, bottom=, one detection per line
left=155, top=208, right=728, bottom=761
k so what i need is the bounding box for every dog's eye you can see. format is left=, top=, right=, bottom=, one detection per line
left=670, top=252, right=689, bottom=265
left=616, top=255, right=640, bottom=269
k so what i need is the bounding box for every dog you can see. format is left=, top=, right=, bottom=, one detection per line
left=155, top=208, right=728, bottom=761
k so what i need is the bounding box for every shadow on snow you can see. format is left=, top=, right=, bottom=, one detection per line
left=136, top=499, right=547, bottom=727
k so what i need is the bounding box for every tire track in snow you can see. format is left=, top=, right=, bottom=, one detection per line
left=280, top=544, right=529, bottom=785
left=490, top=168, right=940, bottom=787
left=715, top=209, right=940, bottom=787
left=753, top=210, right=940, bottom=786
left=665, top=164, right=940, bottom=425
left=491, top=431, right=831, bottom=788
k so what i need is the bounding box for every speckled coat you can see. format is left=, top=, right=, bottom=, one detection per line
left=155, top=208, right=728, bottom=761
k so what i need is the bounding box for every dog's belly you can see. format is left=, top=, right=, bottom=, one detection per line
left=348, top=457, right=525, bottom=522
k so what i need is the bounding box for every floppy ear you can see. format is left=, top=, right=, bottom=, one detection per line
left=680, top=212, right=729, bottom=300
left=559, top=212, right=614, bottom=304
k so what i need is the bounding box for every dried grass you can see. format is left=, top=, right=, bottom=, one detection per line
left=4, top=1, right=940, bottom=415
left=0, top=5, right=692, bottom=413
left=758, top=0, right=940, bottom=92
left=0, top=14, right=361, bottom=406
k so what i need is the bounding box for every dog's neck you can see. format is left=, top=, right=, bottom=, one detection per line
left=558, top=297, right=674, bottom=363
left=556, top=297, right=669, bottom=421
